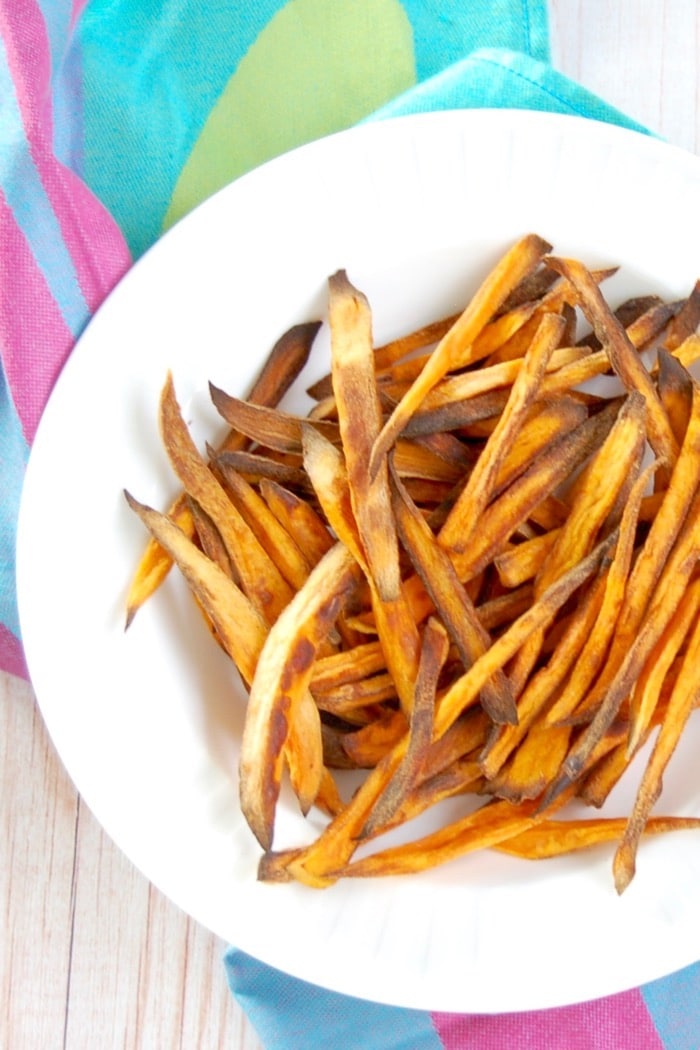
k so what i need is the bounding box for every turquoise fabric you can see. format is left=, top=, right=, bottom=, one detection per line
left=374, top=46, right=651, bottom=133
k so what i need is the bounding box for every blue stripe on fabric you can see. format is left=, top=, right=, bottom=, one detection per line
left=0, top=33, right=88, bottom=336
left=0, top=361, right=29, bottom=641
left=399, top=0, right=550, bottom=82
left=224, top=948, right=444, bottom=1050
left=641, top=961, right=700, bottom=1050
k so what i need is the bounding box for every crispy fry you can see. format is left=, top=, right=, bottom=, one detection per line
left=159, top=374, right=295, bottom=623
left=390, top=463, right=517, bottom=725
left=240, top=541, right=359, bottom=849
left=370, top=234, right=552, bottom=472
left=125, top=320, right=320, bottom=624
left=302, top=424, right=422, bottom=715
left=495, top=816, right=700, bottom=859
left=543, top=460, right=657, bottom=726
left=436, top=312, right=565, bottom=548
left=614, top=609, right=700, bottom=893
left=546, top=255, right=679, bottom=465
left=360, top=617, right=449, bottom=835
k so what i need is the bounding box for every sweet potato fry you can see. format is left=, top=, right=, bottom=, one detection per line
left=159, top=374, right=295, bottom=623
left=627, top=577, right=700, bottom=756
left=546, top=255, right=679, bottom=465
left=335, top=791, right=573, bottom=880
left=543, top=460, right=656, bottom=726
left=360, top=617, right=449, bottom=835
left=302, top=424, right=422, bottom=714
left=329, top=270, right=401, bottom=602
left=656, top=348, right=694, bottom=445
left=370, top=234, right=552, bottom=472
left=614, top=609, right=700, bottom=893
left=259, top=479, right=335, bottom=565
left=480, top=571, right=608, bottom=781
left=390, top=463, right=517, bottom=725
left=125, top=320, right=320, bottom=624
left=542, top=484, right=700, bottom=805
left=240, top=541, right=360, bottom=849
left=508, top=392, right=646, bottom=693
left=123, top=492, right=267, bottom=683
left=495, top=816, right=700, bottom=860
left=436, top=312, right=565, bottom=547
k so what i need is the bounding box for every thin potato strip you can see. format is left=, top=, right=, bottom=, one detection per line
left=240, top=541, right=360, bottom=849
left=329, top=270, right=401, bottom=602
left=360, top=617, right=449, bottom=836
left=546, top=255, right=679, bottom=465
left=656, top=348, right=694, bottom=445
left=313, top=672, right=397, bottom=717
left=402, top=388, right=511, bottom=437
left=411, top=344, right=583, bottom=412
left=259, top=479, right=335, bottom=566
left=508, top=392, right=646, bottom=693
left=124, top=501, right=195, bottom=628
left=614, top=610, right=700, bottom=893
left=544, top=460, right=656, bottom=726
left=627, top=577, right=700, bottom=756
left=488, top=721, right=572, bottom=802
left=494, top=816, right=700, bottom=860
left=124, top=493, right=267, bottom=684
left=390, top=463, right=517, bottom=725
left=494, top=529, right=560, bottom=588
left=370, top=234, right=552, bottom=472
left=215, top=464, right=314, bottom=590
left=579, top=383, right=700, bottom=711
left=209, top=387, right=340, bottom=452
left=336, top=791, right=573, bottom=880
left=663, top=279, right=700, bottom=350
left=340, top=709, right=409, bottom=767
left=310, top=639, right=386, bottom=691
left=542, top=490, right=700, bottom=805
left=159, top=374, right=295, bottom=623
left=491, top=396, right=589, bottom=495
left=433, top=533, right=616, bottom=739
left=214, top=448, right=309, bottom=490
left=445, top=401, right=621, bottom=572
left=480, top=572, right=607, bottom=780
left=438, top=312, right=565, bottom=549
left=302, top=425, right=422, bottom=714
left=125, top=320, right=319, bottom=623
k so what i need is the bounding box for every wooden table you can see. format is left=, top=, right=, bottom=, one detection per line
left=3, top=3, right=699, bottom=1047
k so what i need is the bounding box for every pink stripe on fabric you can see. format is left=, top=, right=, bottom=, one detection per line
left=37, top=152, right=131, bottom=314
left=0, top=625, right=28, bottom=680
left=0, top=188, right=75, bottom=442
left=0, top=0, right=131, bottom=313
left=70, top=0, right=89, bottom=28
left=432, top=989, right=664, bottom=1050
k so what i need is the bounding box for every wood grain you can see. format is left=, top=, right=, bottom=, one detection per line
left=3, top=4, right=699, bottom=1048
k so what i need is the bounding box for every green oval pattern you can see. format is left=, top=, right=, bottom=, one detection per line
left=163, top=0, right=416, bottom=231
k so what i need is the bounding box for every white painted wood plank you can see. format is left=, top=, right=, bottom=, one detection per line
left=1, top=674, right=77, bottom=1050
left=549, top=0, right=700, bottom=152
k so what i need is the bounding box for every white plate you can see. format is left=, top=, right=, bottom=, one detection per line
left=17, top=109, right=700, bottom=1013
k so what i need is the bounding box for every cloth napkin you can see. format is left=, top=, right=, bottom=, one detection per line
left=2, top=2, right=699, bottom=1048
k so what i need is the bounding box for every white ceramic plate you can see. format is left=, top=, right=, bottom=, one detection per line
left=17, top=109, right=700, bottom=1013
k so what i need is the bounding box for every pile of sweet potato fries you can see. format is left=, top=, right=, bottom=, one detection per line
left=124, top=234, right=700, bottom=893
